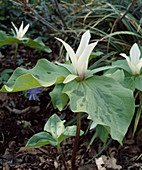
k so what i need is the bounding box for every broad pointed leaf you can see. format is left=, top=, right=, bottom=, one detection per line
left=25, top=132, right=57, bottom=148
left=0, top=37, right=21, bottom=46
left=44, top=114, right=66, bottom=138
left=0, top=59, right=70, bottom=92
left=50, top=83, right=68, bottom=111
left=25, top=37, right=52, bottom=53
left=63, top=76, right=135, bottom=143
left=135, top=75, right=142, bottom=91
left=58, top=126, right=84, bottom=144
left=44, top=114, right=83, bottom=144
left=112, top=60, right=131, bottom=74
left=96, top=125, right=109, bottom=143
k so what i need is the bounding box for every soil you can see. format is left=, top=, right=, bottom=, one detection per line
left=0, top=44, right=142, bottom=170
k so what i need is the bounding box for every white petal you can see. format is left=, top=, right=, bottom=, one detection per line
left=128, top=61, right=137, bottom=74
left=77, top=42, right=98, bottom=76
left=90, top=122, right=97, bottom=130
left=137, top=62, right=142, bottom=74
left=21, top=24, right=29, bottom=37
left=120, top=53, right=137, bottom=74
left=11, top=22, right=18, bottom=35
left=76, top=30, right=90, bottom=58
left=66, top=53, right=69, bottom=61
left=56, top=37, right=77, bottom=70
left=120, top=53, right=128, bottom=59
left=19, top=21, right=24, bottom=34
left=130, top=43, right=140, bottom=64
left=120, top=53, right=131, bottom=63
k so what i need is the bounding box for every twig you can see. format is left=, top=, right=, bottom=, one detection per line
left=118, top=0, right=135, bottom=22
left=120, top=0, right=124, bottom=5
left=10, top=0, right=64, bottom=33
left=54, top=0, right=68, bottom=29
left=132, top=3, right=142, bottom=15
left=5, top=105, right=40, bottom=114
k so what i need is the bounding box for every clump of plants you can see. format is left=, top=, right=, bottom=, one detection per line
left=1, top=24, right=142, bottom=169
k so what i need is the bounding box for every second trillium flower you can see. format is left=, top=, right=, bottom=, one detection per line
left=120, top=43, right=142, bottom=75
left=12, top=21, right=29, bottom=40
left=56, top=30, right=98, bottom=80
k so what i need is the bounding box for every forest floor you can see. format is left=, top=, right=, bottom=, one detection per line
left=0, top=44, right=142, bottom=170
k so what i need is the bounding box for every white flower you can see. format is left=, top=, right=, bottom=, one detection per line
left=56, top=30, right=98, bottom=80
left=87, top=115, right=97, bottom=130
left=120, top=43, right=142, bottom=75
left=11, top=21, right=29, bottom=40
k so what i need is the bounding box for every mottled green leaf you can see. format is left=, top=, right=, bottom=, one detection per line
left=44, top=114, right=66, bottom=138
left=96, top=125, right=109, bottom=143
left=135, top=75, right=142, bottom=91
left=25, top=132, right=57, bottom=148
left=63, top=74, right=80, bottom=84
left=63, top=76, right=135, bottom=143
left=44, top=114, right=83, bottom=144
left=112, top=60, right=131, bottom=74
left=58, top=126, right=84, bottom=144
left=0, top=59, right=70, bottom=92
left=104, top=69, right=124, bottom=83
left=50, top=84, right=68, bottom=111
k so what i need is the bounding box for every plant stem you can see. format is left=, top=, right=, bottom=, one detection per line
left=14, top=43, right=19, bottom=68
left=57, top=144, right=67, bottom=170
left=71, top=112, right=81, bottom=170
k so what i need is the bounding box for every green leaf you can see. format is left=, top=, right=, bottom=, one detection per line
left=0, top=30, right=8, bottom=40
left=50, top=83, right=68, bottom=111
left=89, top=51, right=104, bottom=61
left=0, top=59, right=70, bottom=92
left=104, top=68, right=135, bottom=91
left=63, top=74, right=80, bottom=84
left=135, top=75, right=142, bottom=91
left=25, top=114, right=84, bottom=148
left=25, top=132, right=57, bottom=148
left=133, top=104, right=141, bottom=136
left=44, top=114, right=83, bottom=144
left=104, top=69, right=124, bottom=83
left=112, top=60, right=131, bottom=74
left=106, top=31, right=142, bottom=39
left=85, top=65, right=116, bottom=79
left=58, top=126, right=84, bottom=144
left=56, top=62, right=75, bottom=74
left=25, top=38, right=52, bottom=53
left=96, top=125, right=109, bottom=143
left=63, top=76, right=135, bottom=143
left=0, top=37, right=21, bottom=46
left=44, top=114, right=66, bottom=138
left=122, top=73, right=135, bottom=91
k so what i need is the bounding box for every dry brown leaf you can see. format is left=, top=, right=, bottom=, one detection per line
left=96, top=155, right=122, bottom=170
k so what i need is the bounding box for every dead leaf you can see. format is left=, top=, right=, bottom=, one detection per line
left=96, top=155, right=122, bottom=170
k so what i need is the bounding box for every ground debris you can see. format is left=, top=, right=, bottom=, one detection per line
left=95, top=155, right=122, bottom=170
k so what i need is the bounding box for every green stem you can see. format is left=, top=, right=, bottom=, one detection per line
left=14, top=43, right=19, bottom=68
left=57, top=144, right=67, bottom=170
left=71, top=112, right=81, bottom=170
left=133, top=91, right=142, bottom=136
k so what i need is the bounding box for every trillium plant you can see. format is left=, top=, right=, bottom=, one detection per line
left=56, top=30, right=98, bottom=80
left=120, top=43, right=142, bottom=75
left=11, top=21, right=30, bottom=40
left=0, top=30, right=137, bottom=169
left=0, top=22, right=51, bottom=68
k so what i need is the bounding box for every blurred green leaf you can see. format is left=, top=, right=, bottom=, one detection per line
left=25, top=114, right=84, bottom=148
